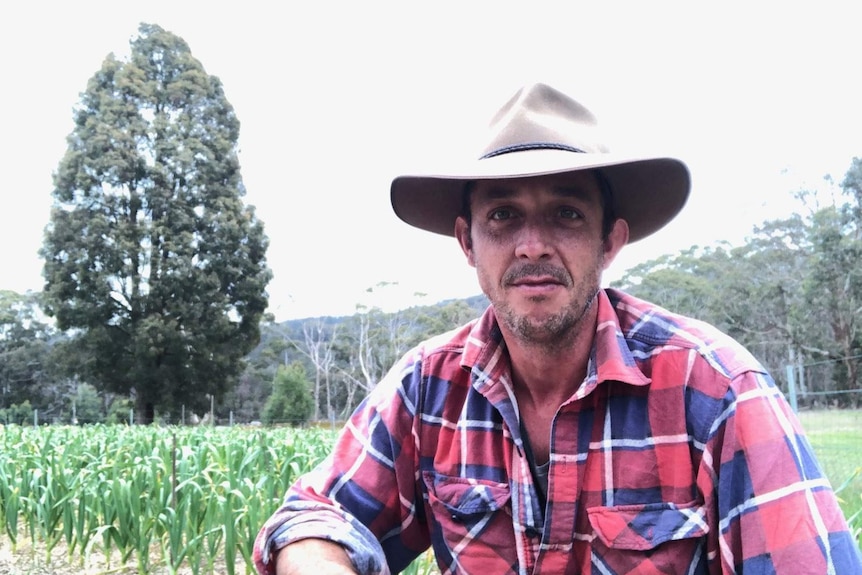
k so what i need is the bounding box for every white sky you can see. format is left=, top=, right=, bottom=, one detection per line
left=2, top=2, right=860, bottom=320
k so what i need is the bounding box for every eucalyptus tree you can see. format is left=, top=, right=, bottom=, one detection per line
left=614, top=160, right=862, bottom=404
left=613, top=223, right=811, bottom=383
left=41, top=23, right=272, bottom=423
left=799, top=161, right=862, bottom=398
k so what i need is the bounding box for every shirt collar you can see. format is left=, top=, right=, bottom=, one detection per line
left=592, top=289, right=652, bottom=387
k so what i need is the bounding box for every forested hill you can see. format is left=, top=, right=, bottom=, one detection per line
left=228, top=293, right=490, bottom=423
left=611, top=174, right=862, bottom=411
left=263, top=293, right=491, bottom=355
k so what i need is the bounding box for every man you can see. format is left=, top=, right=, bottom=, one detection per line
left=254, top=83, right=862, bottom=574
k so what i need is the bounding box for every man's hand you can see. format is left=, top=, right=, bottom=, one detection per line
left=274, top=538, right=357, bottom=575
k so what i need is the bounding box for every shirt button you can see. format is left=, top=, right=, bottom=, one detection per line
left=450, top=514, right=463, bottom=524
left=525, top=526, right=541, bottom=538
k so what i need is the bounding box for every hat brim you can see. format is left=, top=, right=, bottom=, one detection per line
left=390, top=149, right=690, bottom=243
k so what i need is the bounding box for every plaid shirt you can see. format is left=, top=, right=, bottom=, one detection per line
left=254, top=289, right=862, bottom=574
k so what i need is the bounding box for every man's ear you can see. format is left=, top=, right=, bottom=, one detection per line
left=454, top=216, right=475, bottom=267
left=602, top=218, right=629, bottom=270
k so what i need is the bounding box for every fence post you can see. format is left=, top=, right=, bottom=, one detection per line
left=797, top=360, right=806, bottom=395
left=786, top=364, right=798, bottom=413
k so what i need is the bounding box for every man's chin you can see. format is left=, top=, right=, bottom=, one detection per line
left=510, top=300, right=564, bottom=320
left=500, top=310, right=575, bottom=344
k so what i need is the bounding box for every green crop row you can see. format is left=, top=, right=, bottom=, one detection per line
left=0, top=424, right=335, bottom=574
left=0, top=418, right=858, bottom=573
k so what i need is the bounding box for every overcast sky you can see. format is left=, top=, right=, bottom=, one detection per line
left=2, top=2, right=860, bottom=320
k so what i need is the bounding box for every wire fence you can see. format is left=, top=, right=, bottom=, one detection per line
left=785, top=353, right=862, bottom=411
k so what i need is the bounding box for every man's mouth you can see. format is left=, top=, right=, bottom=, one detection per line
left=503, top=264, right=571, bottom=288
left=511, top=276, right=562, bottom=287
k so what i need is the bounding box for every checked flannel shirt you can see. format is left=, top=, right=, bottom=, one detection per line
left=254, top=288, right=862, bottom=574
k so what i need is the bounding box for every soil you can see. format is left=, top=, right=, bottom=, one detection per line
left=0, top=537, right=248, bottom=575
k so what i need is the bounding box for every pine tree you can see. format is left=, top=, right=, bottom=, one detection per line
left=41, top=23, right=272, bottom=423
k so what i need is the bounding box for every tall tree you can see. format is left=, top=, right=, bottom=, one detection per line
left=40, top=23, right=272, bottom=423
left=799, top=167, right=862, bottom=399
left=299, top=320, right=339, bottom=422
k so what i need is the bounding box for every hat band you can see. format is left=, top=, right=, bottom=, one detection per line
left=480, top=142, right=586, bottom=159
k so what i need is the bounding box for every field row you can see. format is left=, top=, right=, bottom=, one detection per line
left=0, top=416, right=859, bottom=574
left=0, top=424, right=334, bottom=575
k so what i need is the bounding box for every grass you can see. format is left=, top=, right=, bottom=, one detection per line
left=797, top=409, right=862, bottom=535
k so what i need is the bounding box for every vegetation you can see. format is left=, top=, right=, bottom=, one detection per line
left=261, top=363, right=314, bottom=426
left=798, top=410, right=862, bottom=526
left=5, top=20, right=857, bottom=426
left=613, top=159, right=862, bottom=407
left=0, top=424, right=335, bottom=574
left=14, top=152, right=862, bottom=426
left=1, top=15, right=858, bottom=575
left=38, top=23, right=271, bottom=424
left=0, top=422, right=856, bottom=574
left=0, top=291, right=58, bottom=417
left=230, top=290, right=486, bottom=425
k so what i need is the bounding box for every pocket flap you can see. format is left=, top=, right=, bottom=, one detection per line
left=422, top=471, right=510, bottom=519
left=587, top=500, right=709, bottom=551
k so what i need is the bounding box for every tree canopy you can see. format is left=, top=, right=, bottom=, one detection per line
left=261, top=362, right=314, bottom=426
left=40, top=23, right=272, bottom=423
left=613, top=159, right=862, bottom=406
left=0, top=290, right=55, bottom=416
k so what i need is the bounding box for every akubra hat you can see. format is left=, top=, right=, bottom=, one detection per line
left=390, top=83, right=690, bottom=243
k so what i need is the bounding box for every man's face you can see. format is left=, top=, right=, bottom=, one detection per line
left=455, top=171, right=628, bottom=349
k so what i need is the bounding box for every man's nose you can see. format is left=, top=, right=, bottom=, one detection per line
left=514, top=220, right=553, bottom=260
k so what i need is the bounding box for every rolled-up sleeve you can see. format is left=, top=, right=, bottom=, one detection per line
left=253, top=498, right=390, bottom=575
left=253, top=353, right=427, bottom=575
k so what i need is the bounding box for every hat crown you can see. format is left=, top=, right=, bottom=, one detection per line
left=390, top=82, right=690, bottom=243
left=480, top=83, right=609, bottom=159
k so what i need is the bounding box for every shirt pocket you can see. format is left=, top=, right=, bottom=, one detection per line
left=421, top=471, right=515, bottom=568
left=587, top=500, right=709, bottom=573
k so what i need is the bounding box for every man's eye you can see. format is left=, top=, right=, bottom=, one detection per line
left=558, top=207, right=581, bottom=219
left=489, top=208, right=513, bottom=221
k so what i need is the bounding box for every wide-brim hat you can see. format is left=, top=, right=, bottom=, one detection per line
left=390, top=83, right=691, bottom=243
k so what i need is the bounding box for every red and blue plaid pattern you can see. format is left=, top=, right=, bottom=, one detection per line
left=254, top=289, right=862, bottom=574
